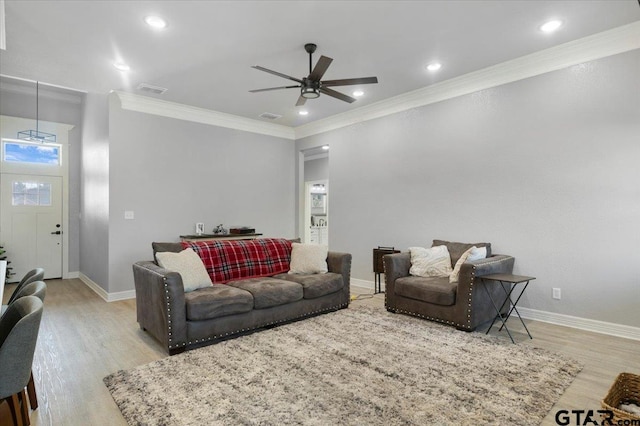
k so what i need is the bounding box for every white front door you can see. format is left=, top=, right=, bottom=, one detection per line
left=0, top=173, right=63, bottom=281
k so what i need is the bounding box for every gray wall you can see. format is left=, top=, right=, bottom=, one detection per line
left=80, top=93, right=110, bottom=289
left=0, top=79, right=83, bottom=274
left=304, top=156, right=329, bottom=182
left=107, top=93, right=296, bottom=293
left=296, top=50, right=640, bottom=328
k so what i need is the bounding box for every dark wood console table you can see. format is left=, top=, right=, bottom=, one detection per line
left=180, top=233, right=262, bottom=242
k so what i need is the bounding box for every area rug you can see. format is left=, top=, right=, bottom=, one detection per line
left=104, top=306, right=582, bottom=425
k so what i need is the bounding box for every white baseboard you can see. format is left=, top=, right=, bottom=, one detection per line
left=351, top=278, right=639, bottom=341
left=351, top=278, right=383, bottom=293
left=78, top=273, right=136, bottom=302
left=65, top=271, right=80, bottom=279
left=518, top=307, right=640, bottom=342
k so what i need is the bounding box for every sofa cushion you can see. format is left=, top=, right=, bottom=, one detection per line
left=394, top=276, right=457, bottom=306
left=228, top=278, right=303, bottom=309
left=288, top=243, right=328, bottom=274
left=184, top=284, right=254, bottom=321
left=432, top=239, right=492, bottom=267
left=156, top=248, right=213, bottom=292
left=182, top=238, right=292, bottom=284
left=273, top=272, right=344, bottom=299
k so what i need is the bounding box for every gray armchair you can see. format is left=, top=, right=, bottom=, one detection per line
left=0, top=296, right=44, bottom=426
left=384, top=239, right=515, bottom=331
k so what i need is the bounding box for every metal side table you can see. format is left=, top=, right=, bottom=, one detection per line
left=479, top=273, right=535, bottom=343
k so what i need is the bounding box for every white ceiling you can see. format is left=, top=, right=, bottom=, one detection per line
left=1, top=1, right=639, bottom=127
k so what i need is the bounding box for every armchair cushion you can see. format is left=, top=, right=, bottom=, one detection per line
left=408, top=246, right=452, bottom=278
left=450, top=246, right=487, bottom=283
left=432, top=239, right=491, bottom=266
left=394, top=276, right=457, bottom=306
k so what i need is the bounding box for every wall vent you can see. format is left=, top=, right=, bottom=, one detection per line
left=259, top=112, right=282, bottom=120
left=137, top=83, right=168, bottom=95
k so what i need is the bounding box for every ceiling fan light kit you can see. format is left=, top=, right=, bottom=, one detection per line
left=250, top=42, right=378, bottom=106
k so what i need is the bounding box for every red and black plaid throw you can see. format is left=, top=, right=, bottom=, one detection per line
left=181, top=238, right=292, bottom=284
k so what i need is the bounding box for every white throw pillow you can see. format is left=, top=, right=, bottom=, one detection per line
left=409, top=246, right=452, bottom=278
left=156, top=248, right=213, bottom=292
left=449, top=246, right=487, bottom=283
left=288, top=243, right=328, bottom=274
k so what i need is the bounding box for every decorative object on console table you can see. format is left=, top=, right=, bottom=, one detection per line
left=478, top=273, right=536, bottom=344
left=229, top=227, right=256, bottom=234
left=212, top=224, right=227, bottom=235
left=373, top=246, right=400, bottom=294
left=180, top=233, right=263, bottom=242
left=195, top=223, right=205, bottom=235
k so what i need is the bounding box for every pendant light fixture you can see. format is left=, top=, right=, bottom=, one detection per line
left=17, top=81, right=57, bottom=143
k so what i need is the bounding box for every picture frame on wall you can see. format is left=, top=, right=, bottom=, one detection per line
left=311, top=193, right=326, bottom=215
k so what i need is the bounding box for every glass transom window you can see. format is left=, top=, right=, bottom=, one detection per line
left=3, top=140, right=61, bottom=165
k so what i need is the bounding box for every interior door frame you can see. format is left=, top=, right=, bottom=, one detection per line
left=0, top=116, right=73, bottom=281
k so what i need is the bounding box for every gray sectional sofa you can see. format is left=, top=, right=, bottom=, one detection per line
left=133, top=241, right=351, bottom=355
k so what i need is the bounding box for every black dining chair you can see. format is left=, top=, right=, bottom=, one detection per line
left=0, top=296, right=44, bottom=426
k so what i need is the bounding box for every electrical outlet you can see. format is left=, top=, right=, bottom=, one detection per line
left=124, top=211, right=135, bottom=220
left=552, top=288, right=561, bottom=300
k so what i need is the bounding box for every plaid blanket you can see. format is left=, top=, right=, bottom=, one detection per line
left=181, top=238, right=292, bottom=284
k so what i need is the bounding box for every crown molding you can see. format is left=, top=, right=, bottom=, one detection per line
left=115, top=91, right=295, bottom=140
left=294, top=21, right=640, bottom=140
left=0, top=75, right=85, bottom=104
left=112, top=22, right=639, bottom=142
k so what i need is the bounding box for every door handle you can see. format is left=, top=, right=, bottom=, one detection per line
left=51, top=231, right=62, bottom=235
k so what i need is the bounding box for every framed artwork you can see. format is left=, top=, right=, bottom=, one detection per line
left=195, top=223, right=205, bottom=235
left=311, top=194, right=326, bottom=214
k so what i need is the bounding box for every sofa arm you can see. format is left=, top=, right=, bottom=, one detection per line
left=327, top=251, right=352, bottom=299
left=133, top=261, right=187, bottom=354
left=467, top=254, right=515, bottom=278
left=456, top=255, right=515, bottom=329
left=383, top=252, right=411, bottom=301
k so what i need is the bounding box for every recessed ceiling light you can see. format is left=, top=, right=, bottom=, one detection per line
left=113, top=62, right=130, bottom=71
left=322, top=145, right=329, bottom=150
left=353, top=90, right=364, bottom=97
left=426, top=63, right=442, bottom=72
left=298, top=110, right=309, bottom=116
left=144, top=16, right=167, bottom=29
left=540, top=20, right=562, bottom=33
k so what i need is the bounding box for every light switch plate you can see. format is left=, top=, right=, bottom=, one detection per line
left=124, top=211, right=135, bottom=220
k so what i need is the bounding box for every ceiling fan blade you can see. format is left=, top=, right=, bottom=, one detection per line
left=252, top=65, right=303, bottom=84
left=309, top=56, right=333, bottom=81
left=321, top=76, right=378, bottom=87
left=295, top=95, right=307, bottom=106
left=249, top=85, right=301, bottom=93
left=320, top=87, right=356, bottom=103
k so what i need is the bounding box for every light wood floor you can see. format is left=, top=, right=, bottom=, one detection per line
left=2, top=279, right=638, bottom=426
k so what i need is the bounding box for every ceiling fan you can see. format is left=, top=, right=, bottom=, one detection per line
left=250, top=43, right=378, bottom=106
